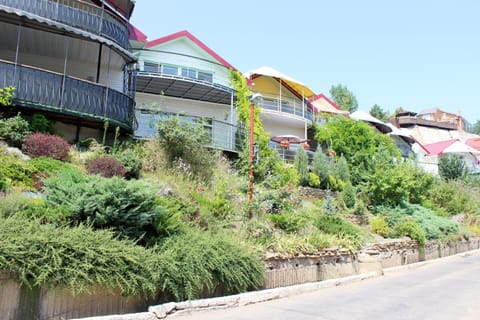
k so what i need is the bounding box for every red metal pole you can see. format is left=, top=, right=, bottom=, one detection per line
left=249, top=102, right=254, bottom=204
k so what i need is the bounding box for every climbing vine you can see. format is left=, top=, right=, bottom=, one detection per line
left=0, top=86, right=15, bottom=107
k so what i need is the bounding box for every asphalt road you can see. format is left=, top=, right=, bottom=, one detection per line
left=175, top=251, right=480, bottom=320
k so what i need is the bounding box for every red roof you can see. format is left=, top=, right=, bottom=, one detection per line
left=466, top=138, right=480, bottom=151
left=422, top=139, right=458, bottom=155
left=308, top=93, right=342, bottom=111
left=145, top=30, right=237, bottom=70
left=128, top=24, right=147, bottom=42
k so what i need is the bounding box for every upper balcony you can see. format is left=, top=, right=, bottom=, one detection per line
left=135, top=59, right=234, bottom=105
left=0, top=0, right=129, bottom=49
left=395, top=116, right=458, bottom=130
left=0, top=59, right=134, bottom=129
left=256, top=95, right=313, bottom=122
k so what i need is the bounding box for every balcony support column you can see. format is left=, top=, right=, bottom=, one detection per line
left=230, top=90, right=234, bottom=150
left=59, top=37, right=70, bottom=110
left=103, top=47, right=112, bottom=117
left=96, top=43, right=103, bottom=83
left=13, top=21, right=22, bottom=86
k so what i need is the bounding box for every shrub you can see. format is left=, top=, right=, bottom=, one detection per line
left=308, top=172, right=320, bottom=188
left=155, top=228, right=265, bottom=301
left=44, top=172, right=162, bottom=243
left=113, top=149, right=142, bottom=179
left=22, top=133, right=70, bottom=161
left=312, top=149, right=329, bottom=189
left=157, top=117, right=218, bottom=182
left=0, top=113, right=31, bottom=147
left=267, top=163, right=299, bottom=188
left=0, top=86, right=15, bottom=106
left=315, top=214, right=363, bottom=246
left=341, top=181, right=356, bottom=209
left=294, top=146, right=309, bottom=186
left=394, top=220, right=426, bottom=245
left=439, top=155, right=465, bottom=180
left=269, top=213, right=305, bottom=233
left=0, top=215, right=158, bottom=295
left=374, top=203, right=459, bottom=240
left=29, top=113, right=55, bottom=134
left=0, top=192, right=38, bottom=218
left=0, top=151, right=35, bottom=189
left=428, top=180, right=478, bottom=215
left=86, top=156, right=126, bottom=178
left=370, top=216, right=389, bottom=237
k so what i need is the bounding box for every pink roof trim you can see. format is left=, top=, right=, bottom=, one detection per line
left=423, top=139, right=458, bottom=155
left=128, top=24, right=148, bottom=42
left=308, top=93, right=342, bottom=111
left=145, top=30, right=237, bottom=71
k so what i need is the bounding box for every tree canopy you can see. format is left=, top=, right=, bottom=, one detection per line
left=369, top=104, right=389, bottom=122
left=329, top=84, right=358, bottom=113
left=315, top=116, right=401, bottom=183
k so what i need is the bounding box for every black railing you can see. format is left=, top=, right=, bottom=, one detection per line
left=0, top=0, right=129, bottom=48
left=0, top=60, right=134, bottom=128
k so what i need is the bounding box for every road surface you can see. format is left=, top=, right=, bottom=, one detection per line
left=175, top=251, right=480, bottom=320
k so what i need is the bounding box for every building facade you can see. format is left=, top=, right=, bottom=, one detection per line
left=0, top=0, right=137, bottom=141
left=131, top=30, right=241, bottom=153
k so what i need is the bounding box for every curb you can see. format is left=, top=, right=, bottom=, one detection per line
left=73, top=272, right=379, bottom=320
left=383, top=248, right=480, bottom=275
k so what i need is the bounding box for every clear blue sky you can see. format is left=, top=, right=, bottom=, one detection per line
left=130, top=0, right=480, bottom=123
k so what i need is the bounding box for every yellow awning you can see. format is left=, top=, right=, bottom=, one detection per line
left=244, top=66, right=316, bottom=98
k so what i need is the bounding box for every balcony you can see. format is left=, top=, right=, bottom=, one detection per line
left=0, top=0, right=129, bottom=49
left=136, top=68, right=233, bottom=105
left=396, top=116, right=458, bottom=130
left=257, top=96, right=313, bottom=122
left=135, top=110, right=244, bottom=153
left=0, top=59, right=134, bottom=129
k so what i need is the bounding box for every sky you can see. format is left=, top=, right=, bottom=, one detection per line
left=130, top=0, right=480, bottom=123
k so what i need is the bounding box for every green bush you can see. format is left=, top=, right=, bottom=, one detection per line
left=341, top=181, right=356, bottom=209
left=394, top=220, right=426, bottom=245
left=428, top=180, right=478, bottom=215
left=44, top=171, right=163, bottom=243
left=29, top=156, right=77, bottom=175
left=294, top=146, right=309, bottom=186
left=374, top=203, right=459, bottom=240
left=308, top=172, right=320, bottom=188
left=269, top=213, right=305, bottom=233
left=370, top=216, right=389, bottom=237
left=155, top=229, right=265, bottom=301
left=0, top=192, right=39, bottom=218
left=312, top=149, right=329, bottom=189
left=315, top=215, right=363, bottom=246
left=157, top=117, right=218, bottom=182
left=0, top=151, right=35, bottom=189
left=0, top=216, right=158, bottom=295
left=0, top=113, right=31, bottom=147
left=439, top=155, right=465, bottom=181
left=29, top=113, right=55, bottom=134
left=113, top=149, right=143, bottom=179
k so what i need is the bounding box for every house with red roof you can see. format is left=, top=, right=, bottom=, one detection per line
left=413, top=139, right=480, bottom=175
left=131, top=29, right=241, bottom=153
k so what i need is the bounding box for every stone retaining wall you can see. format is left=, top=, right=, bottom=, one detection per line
left=264, top=238, right=480, bottom=289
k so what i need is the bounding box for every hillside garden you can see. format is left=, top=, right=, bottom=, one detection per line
left=1, top=80, right=480, bottom=302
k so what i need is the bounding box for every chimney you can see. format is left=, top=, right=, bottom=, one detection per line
left=457, top=108, right=464, bottom=131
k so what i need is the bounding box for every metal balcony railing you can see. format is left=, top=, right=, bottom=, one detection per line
left=134, top=111, right=244, bottom=153
left=257, top=96, right=313, bottom=121
left=0, top=0, right=129, bottom=48
left=0, top=60, right=134, bottom=128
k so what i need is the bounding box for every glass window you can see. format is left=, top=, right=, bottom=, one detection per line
left=162, top=65, right=178, bottom=75
left=143, top=62, right=159, bottom=73
left=181, top=68, right=197, bottom=79
left=198, top=71, right=213, bottom=83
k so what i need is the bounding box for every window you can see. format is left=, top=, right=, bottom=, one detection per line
left=162, top=65, right=178, bottom=76
left=181, top=68, right=197, bottom=79
left=198, top=71, right=213, bottom=83
left=143, top=62, right=159, bottom=73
